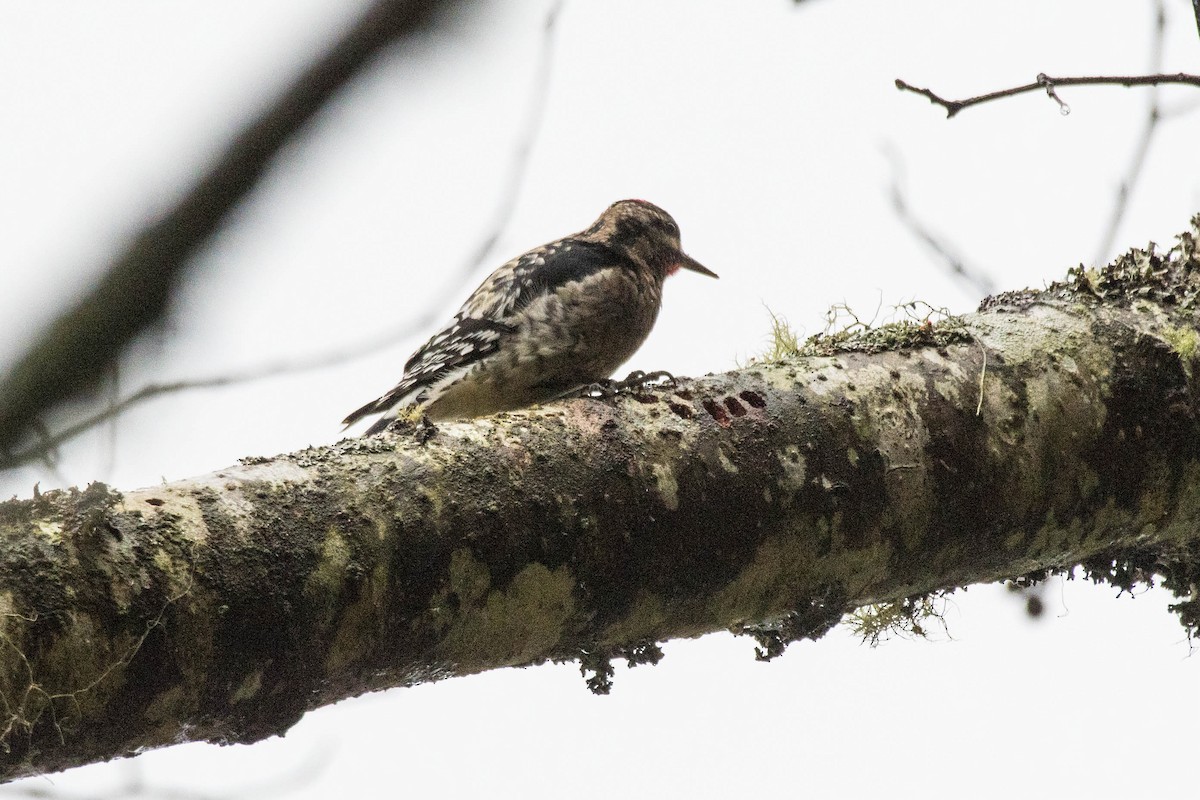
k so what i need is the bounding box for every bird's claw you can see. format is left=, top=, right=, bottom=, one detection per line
left=613, top=370, right=676, bottom=391
left=382, top=410, right=437, bottom=444
left=578, top=370, right=677, bottom=399
left=578, top=379, right=620, bottom=399
left=414, top=414, right=437, bottom=445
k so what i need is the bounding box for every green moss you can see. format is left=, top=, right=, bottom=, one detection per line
left=752, top=302, right=972, bottom=364
left=447, top=547, right=492, bottom=605
left=1138, top=459, right=1173, bottom=525
left=708, top=522, right=892, bottom=638
left=709, top=535, right=819, bottom=624
left=229, top=669, right=263, bottom=704
left=324, top=562, right=388, bottom=674
left=847, top=593, right=948, bottom=646
left=38, top=614, right=132, bottom=726
left=763, top=308, right=802, bottom=360
left=601, top=591, right=668, bottom=645
left=649, top=463, right=680, bottom=511
left=143, top=684, right=185, bottom=723
left=436, top=556, right=575, bottom=667
left=1163, top=324, right=1200, bottom=375
left=1169, top=462, right=1200, bottom=534
left=32, top=520, right=63, bottom=542
left=735, top=584, right=848, bottom=660
left=801, top=303, right=973, bottom=357
left=305, top=528, right=351, bottom=602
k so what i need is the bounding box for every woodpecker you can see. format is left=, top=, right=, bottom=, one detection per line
left=343, top=199, right=717, bottom=434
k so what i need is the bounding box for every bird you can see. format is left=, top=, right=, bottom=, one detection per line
left=343, top=199, right=717, bottom=434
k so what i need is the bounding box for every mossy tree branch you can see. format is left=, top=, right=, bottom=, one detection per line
left=3, top=220, right=1200, bottom=781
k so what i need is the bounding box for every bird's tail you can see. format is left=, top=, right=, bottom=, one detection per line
left=341, top=379, right=418, bottom=431
left=362, top=414, right=397, bottom=436
left=341, top=398, right=385, bottom=430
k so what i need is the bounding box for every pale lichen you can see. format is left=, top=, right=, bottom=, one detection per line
left=436, top=556, right=575, bottom=667
left=650, top=463, right=680, bottom=511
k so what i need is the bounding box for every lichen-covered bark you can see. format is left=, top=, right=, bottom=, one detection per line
left=2, top=223, right=1199, bottom=781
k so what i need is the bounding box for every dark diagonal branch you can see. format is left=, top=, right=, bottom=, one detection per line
left=1193, top=0, right=1200, bottom=41
left=0, top=0, right=461, bottom=455
left=1, top=0, right=565, bottom=475
left=895, top=72, right=1200, bottom=118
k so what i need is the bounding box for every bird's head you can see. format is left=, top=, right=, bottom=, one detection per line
left=582, top=199, right=718, bottom=281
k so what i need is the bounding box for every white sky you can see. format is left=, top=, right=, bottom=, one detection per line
left=2, top=1, right=1199, bottom=797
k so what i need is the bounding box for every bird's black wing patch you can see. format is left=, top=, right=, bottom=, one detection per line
left=461, top=239, right=624, bottom=321
left=509, top=239, right=620, bottom=312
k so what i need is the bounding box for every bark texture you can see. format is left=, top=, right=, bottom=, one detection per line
left=2, top=222, right=1200, bottom=780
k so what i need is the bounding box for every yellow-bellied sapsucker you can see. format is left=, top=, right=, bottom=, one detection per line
left=343, top=199, right=717, bottom=434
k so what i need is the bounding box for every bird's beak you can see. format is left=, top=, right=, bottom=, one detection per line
left=677, top=253, right=719, bottom=278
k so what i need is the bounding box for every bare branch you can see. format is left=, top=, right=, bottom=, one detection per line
left=1, top=0, right=566, bottom=475
left=1093, top=0, right=1167, bottom=265
left=3, top=375, right=273, bottom=472
left=895, top=72, right=1200, bottom=118
left=0, top=0, right=462, bottom=455
left=882, top=144, right=996, bottom=296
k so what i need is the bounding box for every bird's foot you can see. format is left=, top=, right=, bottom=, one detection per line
left=613, top=370, right=676, bottom=392
left=380, top=409, right=437, bottom=444
left=578, top=370, right=677, bottom=399
left=578, top=379, right=620, bottom=399
left=413, top=414, right=438, bottom=445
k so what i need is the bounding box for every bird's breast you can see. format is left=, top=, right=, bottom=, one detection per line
left=530, top=269, right=659, bottom=366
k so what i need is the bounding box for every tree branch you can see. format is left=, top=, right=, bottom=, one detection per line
left=0, top=0, right=461, bottom=455
left=895, top=72, right=1200, bottom=118
left=2, top=218, right=1200, bottom=780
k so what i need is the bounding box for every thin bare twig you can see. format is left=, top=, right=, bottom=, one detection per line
left=883, top=144, right=996, bottom=297
left=0, top=0, right=460, bottom=454
left=895, top=72, right=1200, bottom=118
left=1193, top=0, right=1200, bottom=41
left=0, top=0, right=565, bottom=475
left=1093, top=0, right=1166, bottom=265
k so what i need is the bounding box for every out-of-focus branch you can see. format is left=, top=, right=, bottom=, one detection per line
left=882, top=145, right=996, bottom=297
left=0, top=0, right=462, bottom=455
left=4, top=373, right=279, bottom=472
left=1192, top=0, right=1200, bottom=40
left=2, top=745, right=333, bottom=800
left=895, top=72, right=1200, bottom=118
left=1093, top=0, right=1166, bottom=265
left=1, top=0, right=565, bottom=475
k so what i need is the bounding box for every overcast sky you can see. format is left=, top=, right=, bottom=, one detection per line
left=2, top=1, right=1199, bottom=797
